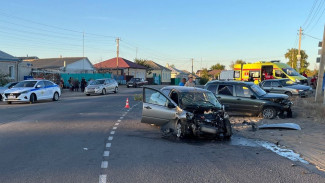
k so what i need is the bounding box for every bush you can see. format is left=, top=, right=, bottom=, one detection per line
left=199, top=78, right=209, bottom=85
left=0, top=73, right=10, bottom=86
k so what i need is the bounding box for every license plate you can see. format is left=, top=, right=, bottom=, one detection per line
left=8, top=95, right=16, bottom=99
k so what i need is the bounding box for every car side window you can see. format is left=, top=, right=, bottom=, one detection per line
left=207, top=84, right=217, bottom=94
left=37, top=81, right=45, bottom=88
left=44, top=81, right=53, bottom=87
left=262, top=81, right=271, bottom=87
left=217, top=85, right=233, bottom=96
left=235, top=85, right=253, bottom=98
left=271, top=81, right=280, bottom=87
left=144, top=88, right=168, bottom=106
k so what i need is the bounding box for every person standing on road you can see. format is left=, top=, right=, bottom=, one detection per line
left=80, top=78, right=87, bottom=92
left=185, top=77, right=195, bottom=87
left=179, top=78, right=186, bottom=86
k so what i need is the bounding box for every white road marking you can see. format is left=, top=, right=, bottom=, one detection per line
left=108, top=136, right=113, bottom=141
left=120, top=117, right=124, bottom=119
left=110, top=131, right=115, bottom=135
left=115, top=123, right=119, bottom=126
left=103, top=151, right=110, bottom=157
left=117, top=120, right=121, bottom=122
left=113, top=127, right=117, bottom=130
left=101, top=161, right=108, bottom=168
left=106, top=143, right=111, bottom=148
left=99, top=175, right=107, bottom=183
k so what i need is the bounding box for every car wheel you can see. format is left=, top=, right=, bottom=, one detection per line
left=7, top=101, right=12, bottom=104
left=127, top=86, right=129, bottom=88
left=134, top=84, right=137, bottom=88
left=114, top=87, right=118, bottom=93
left=262, top=107, right=276, bottom=119
left=285, top=91, right=292, bottom=97
left=223, top=118, right=232, bottom=140
left=101, top=89, right=106, bottom=95
left=30, top=94, right=36, bottom=104
left=53, top=92, right=59, bottom=101
left=86, top=94, right=90, bottom=96
left=287, top=108, right=293, bottom=118
left=176, top=121, right=185, bottom=139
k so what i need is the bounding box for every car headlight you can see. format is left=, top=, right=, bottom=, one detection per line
left=295, top=79, right=300, bottom=83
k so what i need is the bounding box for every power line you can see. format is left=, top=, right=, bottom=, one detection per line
left=308, top=6, right=325, bottom=32
left=304, top=0, right=325, bottom=31
left=303, top=33, right=322, bottom=40
left=302, top=0, right=319, bottom=27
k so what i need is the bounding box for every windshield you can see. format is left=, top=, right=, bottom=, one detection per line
left=279, top=79, right=296, bottom=86
left=282, top=68, right=300, bottom=76
left=130, top=78, right=140, bottom=82
left=180, top=91, right=222, bottom=108
left=90, top=80, right=105, bottom=85
left=13, top=81, right=37, bottom=88
left=250, top=85, right=266, bottom=96
left=3, top=82, right=13, bottom=88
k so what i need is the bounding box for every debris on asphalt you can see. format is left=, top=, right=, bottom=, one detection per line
left=258, top=123, right=301, bottom=130
left=83, top=148, right=88, bottom=151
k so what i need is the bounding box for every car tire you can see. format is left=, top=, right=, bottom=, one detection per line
left=223, top=118, right=232, bottom=140
left=52, top=92, right=59, bottom=101
left=134, top=84, right=137, bottom=88
left=287, top=108, right=293, bottom=118
left=101, top=89, right=106, bottom=95
left=262, top=106, right=276, bottom=119
left=127, top=86, right=129, bottom=88
left=176, top=121, right=185, bottom=139
left=7, top=101, right=12, bottom=104
left=285, top=91, right=292, bottom=97
left=86, top=94, right=90, bottom=96
left=114, top=87, right=118, bottom=93
left=30, top=94, right=36, bottom=104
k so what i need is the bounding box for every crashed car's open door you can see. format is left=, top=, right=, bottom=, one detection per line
left=141, top=87, right=177, bottom=126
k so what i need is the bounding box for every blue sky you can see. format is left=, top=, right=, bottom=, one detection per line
left=0, top=0, right=324, bottom=71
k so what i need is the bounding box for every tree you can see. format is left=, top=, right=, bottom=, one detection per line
left=199, top=68, right=210, bottom=85
left=229, top=60, right=246, bottom=69
left=284, top=48, right=309, bottom=73
left=210, top=63, right=225, bottom=70
left=0, top=73, right=10, bottom=86
left=134, top=58, right=153, bottom=74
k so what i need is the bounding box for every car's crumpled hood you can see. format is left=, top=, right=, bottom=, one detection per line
left=4, top=87, right=34, bottom=93
left=286, top=84, right=311, bottom=90
left=260, top=93, right=289, bottom=100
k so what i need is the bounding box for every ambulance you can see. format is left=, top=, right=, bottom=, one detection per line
left=233, top=61, right=307, bottom=84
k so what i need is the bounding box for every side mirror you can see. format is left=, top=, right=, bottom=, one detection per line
left=167, top=102, right=176, bottom=108
left=250, top=95, right=257, bottom=99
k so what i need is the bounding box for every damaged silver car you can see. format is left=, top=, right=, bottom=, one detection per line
left=141, top=86, right=232, bottom=139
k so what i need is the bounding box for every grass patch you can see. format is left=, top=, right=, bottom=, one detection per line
left=134, top=94, right=143, bottom=101
left=291, top=96, right=325, bottom=123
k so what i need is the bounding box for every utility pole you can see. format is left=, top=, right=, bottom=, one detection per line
left=136, top=47, right=138, bottom=59
left=297, top=27, right=302, bottom=72
left=315, top=25, right=325, bottom=104
left=191, top=58, right=194, bottom=74
left=116, top=37, right=120, bottom=75
left=83, top=32, right=85, bottom=73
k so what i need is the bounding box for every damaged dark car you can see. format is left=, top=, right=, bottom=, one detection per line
left=141, top=86, right=232, bottom=139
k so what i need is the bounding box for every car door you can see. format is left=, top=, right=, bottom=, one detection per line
left=233, top=85, right=260, bottom=113
left=215, top=84, right=236, bottom=111
left=141, top=87, right=177, bottom=126
left=261, top=81, right=272, bottom=93
left=271, top=81, right=282, bottom=93
left=34, top=81, right=46, bottom=100
left=44, top=81, right=55, bottom=99
left=104, top=79, right=110, bottom=91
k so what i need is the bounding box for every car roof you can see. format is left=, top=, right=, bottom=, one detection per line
left=161, top=86, right=210, bottom=93
left=23, top=79, right=51, bottom=82
left=206, top=80, right=255, bottom=86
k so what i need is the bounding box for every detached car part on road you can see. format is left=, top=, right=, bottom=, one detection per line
left=84, top=78, right=118, bottom=96
left=141, top=86, right=232, bottom=139
left=205, top=81, right=293, bottom=119
left=2, top=80, right=61, bottom=104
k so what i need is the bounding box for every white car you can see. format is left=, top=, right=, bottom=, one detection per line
left=85, top=78, right=118, bottom=96
left=2, top=80, right=61, bottom=104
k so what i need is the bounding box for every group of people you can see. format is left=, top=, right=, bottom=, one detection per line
left=179, top=77, right=195, bottom=87
left=67, top=77, right=87, bottom=92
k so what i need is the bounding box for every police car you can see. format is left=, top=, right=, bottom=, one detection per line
left=2, top=80, right=61, bottom=104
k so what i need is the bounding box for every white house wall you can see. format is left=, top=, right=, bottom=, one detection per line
left=123, top=68, right=146, bottom=79
left=64, top=59, right=94, bottom=73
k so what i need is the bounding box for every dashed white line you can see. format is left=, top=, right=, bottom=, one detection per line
left=101, top=161, right=108, bottom=168
left=110, top=131, right=115, bottom=135
left=103, top=151, right=110, bottom=157
left=115, top=123, right=119, bottom=126
left=108, top=136, right=113, bottom=141
left=99, top=175, right=107, bottom=183
left=113, top=127, right=117, bottom=130
left=106, top=143, right=111, bottom=148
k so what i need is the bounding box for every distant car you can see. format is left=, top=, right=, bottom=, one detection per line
left=141, top=86, right=232, bottom=139
left=2, top=80, right=61, bottom=104
left=204, top=81, right=292, bottom=119
left=84, top=78, right=118, bottom=96
left=260, top=79, right=313, bottom=97
left=0, top=82, right=18, bottom=101
left=127, top=78, right=148, bottom=88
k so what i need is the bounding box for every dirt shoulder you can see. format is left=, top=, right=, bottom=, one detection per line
left=230, top=96, right=325, bottom=171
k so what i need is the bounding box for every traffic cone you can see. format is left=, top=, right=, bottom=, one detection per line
left=125, top=98, right=130, bottom=108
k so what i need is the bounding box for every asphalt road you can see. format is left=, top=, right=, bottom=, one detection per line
left=0, top=86, right=324, bottom=183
